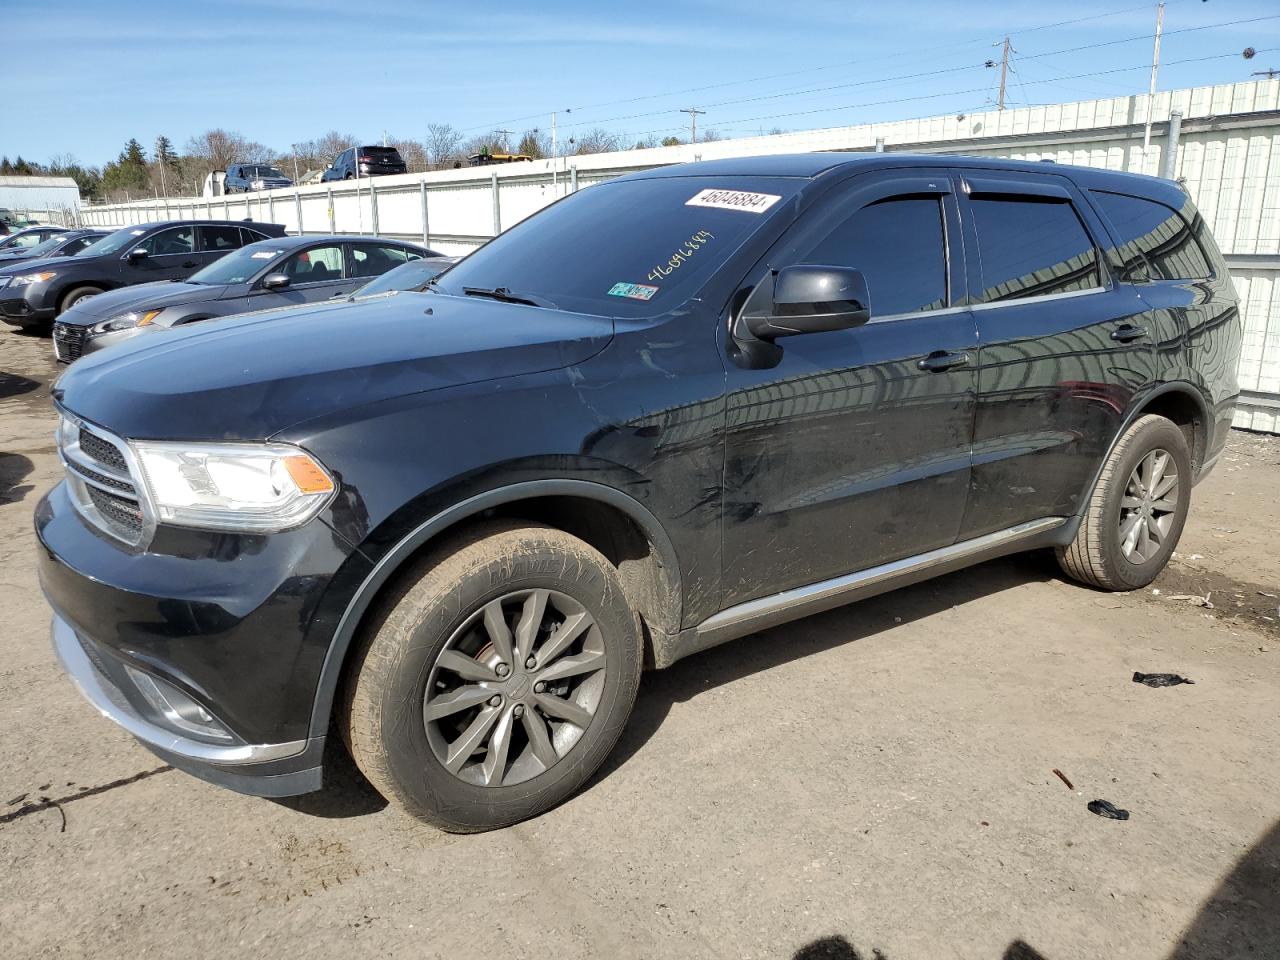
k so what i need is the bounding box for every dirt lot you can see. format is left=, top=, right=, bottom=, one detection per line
left=1, top=328, right=1277, bottom=960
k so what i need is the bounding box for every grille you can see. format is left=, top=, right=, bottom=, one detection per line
left=53, top=323, right=86, bottom=362
left=86, top=485, right=144, bottom=539
left=79, top=428, right=128, bottom=472
left=59, top=416, right=148, bottom=547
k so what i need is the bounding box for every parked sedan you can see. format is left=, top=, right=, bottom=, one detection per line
left=0, top=219, right=286, bottom=330
left=0, top=225, right=68, bottom=255
left=53, top=235, right=439, bottom=361
left=224, top=163, right=293, bottom=193
left=0, top=229, right=106, bottom=264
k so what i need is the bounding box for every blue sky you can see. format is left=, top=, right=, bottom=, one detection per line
left=4, top=0, right=1278, bottom=166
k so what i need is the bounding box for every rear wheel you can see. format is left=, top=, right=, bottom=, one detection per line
left=58, top=286, right=103, bottom=314
left=1057, top=414, right=1192, bottom=590
left=342, top=521, right=642, bottom=832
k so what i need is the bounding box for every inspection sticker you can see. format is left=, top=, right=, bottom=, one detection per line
left=251, top=251, right=280, bottom=259
left=607, top=282, right=659, bottom=301
left=685, top=188, right=781, bottom=214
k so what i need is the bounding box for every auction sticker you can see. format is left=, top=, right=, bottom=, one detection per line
left=608, top=282, right=659, bottom=301
left=685, top=188, right=781, bottom=213
left=251, top=251, right=281, bottom=259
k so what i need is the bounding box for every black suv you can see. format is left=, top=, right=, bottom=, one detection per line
left=321, top=146, right=407, bottom=180
left=0, top=219, right=286, bottom=328
left=38, top=155, right=1240, bottom=832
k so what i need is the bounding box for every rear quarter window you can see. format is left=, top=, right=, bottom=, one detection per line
left=1090, top=190, right=1213, bottom=281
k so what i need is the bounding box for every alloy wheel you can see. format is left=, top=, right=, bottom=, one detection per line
left=423, top=589, right=607, bottom=788
left=1118, top=447, right=1179, bottom=563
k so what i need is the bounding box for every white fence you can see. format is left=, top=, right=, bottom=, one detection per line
left=80, top=78, right=1280, bottom=432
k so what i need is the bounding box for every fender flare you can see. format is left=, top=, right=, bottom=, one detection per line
left=307, top=478, right=682, bottom=738
left=1068, top=380, right=1211, bottom=529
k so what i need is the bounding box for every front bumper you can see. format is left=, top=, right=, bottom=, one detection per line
left=37, top=479, right=372, bottom=796
left=51, top=612, right=323, bottom=796
left=0, top=287, right=52, bottom=326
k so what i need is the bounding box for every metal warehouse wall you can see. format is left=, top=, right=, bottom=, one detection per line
left=79, top=78, right=1280, bottom=432
left=0, top=176, right=82, bottom=216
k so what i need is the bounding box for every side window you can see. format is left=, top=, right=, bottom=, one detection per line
left=12, top=233, right=41, bottom=248
left=240, top=228, right=269, bottom=245
left=135, top=226, right=195, bottom=257
left=801, top=196, right=948, bottom=317
left=63, top=237, right=93, bottom=255
left=281, top=245, right=344, bottom=283
left=199, top=225, right=243, bottom=252
left=968, top=196, right=1099, bottom=303
left=1090, top=191, right=1212, bottom=281
left=350, top=244, right=414, bottom=278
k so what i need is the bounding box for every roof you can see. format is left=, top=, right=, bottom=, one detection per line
left=0, top=175, right=80, bottom=190
left=622, top=152, right=1187, bottom=202
left=240, top=234, right=428, bottom=250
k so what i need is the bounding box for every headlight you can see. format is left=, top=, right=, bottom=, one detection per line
left=131, top=441, right=336, bottom=532
left=0, top=277, right=10, bottom=289
left=10, top=270, right=56, bottom=287
left=91, top=309, right=161, bottom=334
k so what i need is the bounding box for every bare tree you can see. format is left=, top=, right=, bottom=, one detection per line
left=425, top=123, right=464, bottom=169
left=389, top=137, right=428, bottom=173
left=573, top=128, right=621, bottom=156
left=700, top=129, right=724, bottom=142
left=516, top=128, right=549, bottom=159
left=291, top=131, right=358, bottom=176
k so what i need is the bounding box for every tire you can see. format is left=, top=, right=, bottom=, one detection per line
left=58, top=286, right=103, bottom=314
left=1057, top=414, right=1192, bottom=590
left=342, top=521, right=642, bottom=832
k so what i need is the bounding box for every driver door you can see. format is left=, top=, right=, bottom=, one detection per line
left=719, top=171, right=978, bottom=609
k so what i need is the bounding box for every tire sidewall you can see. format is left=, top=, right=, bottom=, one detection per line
left=61, top=287, right=100, bottom=313
left=1099, top=419, right=1192, bottom=588
left=378, top=543, right=640, bottom=828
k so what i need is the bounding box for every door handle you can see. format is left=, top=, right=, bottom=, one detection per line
left=1110, top=323, right=1147, bottom=343
left=917, top=350, right=970, bottom=373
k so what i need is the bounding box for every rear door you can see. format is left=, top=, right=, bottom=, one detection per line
left=196, top=224, right=245, bottom=270
left=955, top=170, right=1157, bottom=539
left=347, top=242, right=421, bottom=291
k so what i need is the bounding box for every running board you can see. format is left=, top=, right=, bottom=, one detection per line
left=688, top=517, right=1066, bottom=655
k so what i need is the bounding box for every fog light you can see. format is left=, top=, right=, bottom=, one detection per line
left=124, top=665, right=234, bottom=742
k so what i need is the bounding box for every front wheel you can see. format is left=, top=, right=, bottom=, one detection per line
left=1057, top=414, right=1192, bottom=590
left=58, top=286, right=102, bottom=314
left=342, top=521, right=642, bottom=832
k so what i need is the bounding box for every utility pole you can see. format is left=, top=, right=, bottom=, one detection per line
left=681, top=107, right=706, bottom=144
left=496, top=129, right=514, bottom=152
left=1253, top=68, right=1280, bottom=79
left=997, top=36, right=1011, bottom=111
left=1142, top=0, right=1166, bottom=156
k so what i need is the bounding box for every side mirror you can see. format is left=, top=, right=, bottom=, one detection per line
left=126, top=247, right=149, bottom=262
left=261, top=273, right=291, bottom=290
left=744, top=265, right=871, bottom=341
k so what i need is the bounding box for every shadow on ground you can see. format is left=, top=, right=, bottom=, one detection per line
left=0, top=452, right=34, bottom=505
left=595, top=550, right=1060, bottom=784
left=789, top=818, right=1280, bottom=960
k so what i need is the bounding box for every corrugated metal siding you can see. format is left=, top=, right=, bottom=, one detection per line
left=79, top=78, right=1280, bottom=431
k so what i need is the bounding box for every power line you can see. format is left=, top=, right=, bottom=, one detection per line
left=457, top=0, right=1197, bottom=134
left=680, top=107, right=706, bottom=144
left=600, top=48, right=1273, bottom=144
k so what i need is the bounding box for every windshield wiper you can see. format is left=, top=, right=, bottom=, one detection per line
left=462, top=286, right=557, bottom=309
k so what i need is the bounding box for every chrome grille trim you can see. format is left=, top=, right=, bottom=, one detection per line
left=55, top=410, right=155, bottom=548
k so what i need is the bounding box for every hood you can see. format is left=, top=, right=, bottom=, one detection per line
left=53, top=293, right=615, bottom=441
left=0, top=253, right=70, bottom=276
left=57, top=281, right=229, bottom=326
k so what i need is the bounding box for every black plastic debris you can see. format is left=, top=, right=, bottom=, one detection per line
left=1088, top=799, right=1130, bottom=820
left=1132, top=671, right=1194, bottom=687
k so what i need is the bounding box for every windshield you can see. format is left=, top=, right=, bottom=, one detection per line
left=188, top=242, right=286, bottom=284
left=352, top=258, right=446, bottom=298
left=433, top=176, right=800, bottom=316
left=24, top=235, right=69, bottom=257
left=75, top=226, right=151, bottom=257
left=247, top=165, right=287, bottom=178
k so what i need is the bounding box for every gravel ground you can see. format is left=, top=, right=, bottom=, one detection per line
left=1, top=328, right=1277, bottom=960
